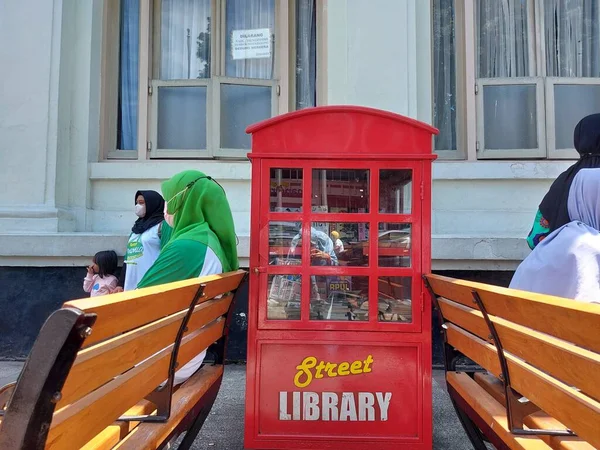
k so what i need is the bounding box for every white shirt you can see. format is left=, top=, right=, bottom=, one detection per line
left=334, top=238, right=344, bottom=253
left=172, top=247, right=223, bottom=385
left=124, top=223, right=161, bottom=291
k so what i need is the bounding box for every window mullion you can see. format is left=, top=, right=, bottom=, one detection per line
left=219, top=0, right=226, bottom=77
left=137, top=0, right=152, bottom=161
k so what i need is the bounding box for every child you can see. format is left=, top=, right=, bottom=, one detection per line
left=83, top=251, right=122, bottom=297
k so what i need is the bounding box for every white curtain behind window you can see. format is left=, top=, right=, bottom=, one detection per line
left=433, top=0, right=457, bottom=150
left=160, top=0, right=212, bottom=80
left=477, top=0, right=530, bottom=77
left=296, top=0, right=316, bottom=109
left=225, top=0, right=275, bottom=79
left=118, top=0, right=139, bottom=150
left=545, top=0, right=600, bottom=77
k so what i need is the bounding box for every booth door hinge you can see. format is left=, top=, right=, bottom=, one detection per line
left=476, top=141, right=481, bottom=152
left=420, top=181, right=424, bottom=200
left=475, top=83, right=479, bottom=95
left=276, top=84, right=281, bottom=96
left=148, top=84, right=153, bottom=96
left=147, top=141, right=152, bottom=152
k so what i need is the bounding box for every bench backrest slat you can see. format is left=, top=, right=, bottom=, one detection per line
left=0, top=270, right=246, bottom=450
left=438, top=297, right=600, bottom=402
left=64, top=271, right=246, bottom=347
left=446, top=324, right=600, bottom=448
left=47, top=319, right=225, bottom=450
left=426, top=274, right=600, bottom=448
left=57, top=294, right=233, bottom=409
left=426, top=274, right=600, bottom=353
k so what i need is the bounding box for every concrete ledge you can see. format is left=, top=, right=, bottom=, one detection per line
left=90, top=160, right=574, bottom=182
left=0, top=233, right=526, bottom=270
left=90, top=161, right=252, bottom=181
left=0, top=233, right=250, bottom=267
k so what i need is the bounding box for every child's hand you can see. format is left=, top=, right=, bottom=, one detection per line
left=113, top=286, right=124, bottom=293
left=87, top=265, right=94, bottom=275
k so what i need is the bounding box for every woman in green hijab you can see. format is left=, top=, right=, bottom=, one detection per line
left=137, top=170, right=238, bottom=384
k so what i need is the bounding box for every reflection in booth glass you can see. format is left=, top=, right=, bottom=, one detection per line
left=310, top=276, right=369, bottom=321
left=268, top=222, right=303, bottom=266
left=312, top=169, right=370, bottom=213
left=378, top=223, right=411, bottom=267
left=267, top=274, right=301, bottom=320
left=380, top=170, right=412, bottom=214
left=378, top=277, right=412, bottom=323
left=311, top=222, right=370, bottom=267
left=270, top=168, right=303, bottom=212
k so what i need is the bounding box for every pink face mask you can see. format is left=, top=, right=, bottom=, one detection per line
left=164, top=203, right=175, bottom=227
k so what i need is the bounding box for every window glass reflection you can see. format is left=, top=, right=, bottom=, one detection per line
left=312, top=169, right=369, bottom=213
left=378, top=223, right=411, bottom=267
left=270, top=168, right=303, bottom=212
left=267, top=274, right=301, bottom=320
left=310, top=276, right=369, bottom=321
left=378, top=277, right=412, bottom=323
left=380, top=170, right=412, bottom=214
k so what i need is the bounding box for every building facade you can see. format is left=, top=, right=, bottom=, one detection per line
left=1, top=0, right=598, bottom=357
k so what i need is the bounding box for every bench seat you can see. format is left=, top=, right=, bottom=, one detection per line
left=0, top=270, right=247, bottom=450
left=425, top=274, right=600, bottom=450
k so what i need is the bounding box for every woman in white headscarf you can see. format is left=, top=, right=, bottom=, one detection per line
left=510, top=168, right=600, bottom=303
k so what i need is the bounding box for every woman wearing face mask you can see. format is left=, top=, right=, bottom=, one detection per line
left=121, top=190, right=167, bottom=291
left=137, top=170, right=238, bottom=385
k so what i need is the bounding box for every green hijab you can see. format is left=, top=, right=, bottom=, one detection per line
left=163, top=170, right=238, bottom=271
left=137, top=170, right=238, bottom=289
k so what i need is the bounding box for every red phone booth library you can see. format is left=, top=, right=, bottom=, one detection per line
left=244, top=106, right=438, bottom=449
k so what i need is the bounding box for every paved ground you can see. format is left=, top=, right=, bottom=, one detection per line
left=0, top=362, right=474, bottom=449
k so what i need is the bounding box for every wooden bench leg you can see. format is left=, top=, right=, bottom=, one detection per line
left=177, top=377, right=221, bottom=450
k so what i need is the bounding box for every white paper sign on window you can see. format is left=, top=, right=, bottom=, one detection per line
left=231, top=28, right=272, bottom=60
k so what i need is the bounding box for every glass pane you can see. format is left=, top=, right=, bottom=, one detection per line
left=483, top=85, right=537, bottom=150
left=270, top=168, right=303, bottom=212
left=295, top=0, right=317, bottom=109
left=269, top=222, right=302, bottom=266
left=477, top=0, right=530, bottom=78
left=118, top=0, right=139, bottom=150
left=267, top=274, right=301, bottom=320
left=433, top=0, right=457, bottom=151
left=380, top=170, right=412, bottom=214
left=226, top=0, right=275, bottom=79
left=157, top=86, right=207, bottom=149
left=220, top=84, right=272, bottom=149
left=544, top=1, right=600, bottom=77
left=555, top=85, right=600, bottom=149
left=310, top=276, right=369, bottom=321
left=379, top=224, right=411, bottom=267
left=310, top=223, right=369, bottom=267
left=378, top=277, right=412, bottom=323
left=159, top=0, right=212, bottom=80
left=312, top=169, right=369, bottom=213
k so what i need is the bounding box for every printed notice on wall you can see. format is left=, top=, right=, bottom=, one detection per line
left=231, top=28, right=272, bottom=60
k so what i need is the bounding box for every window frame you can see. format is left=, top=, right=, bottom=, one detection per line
left=212, top=77, right=279, bottom=157
left=545, top=77, right=600, bottom=159
left=438, top=0, right=597, bottom=161
left=102, top=0, right=310, bottom=161
left=476, top=77, right=546, bottom=159
left=149, top=78, right=212, bottom=158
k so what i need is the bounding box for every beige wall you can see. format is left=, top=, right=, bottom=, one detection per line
left=0, top=0, right=568, bottom=270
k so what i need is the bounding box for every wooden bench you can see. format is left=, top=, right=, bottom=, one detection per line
left=0, top=269, right=247, bottom=450
left=424, top=274, right=600, bottom=450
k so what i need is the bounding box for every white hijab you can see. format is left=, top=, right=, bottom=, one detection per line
left=510, top=169, right=600, bottom=303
